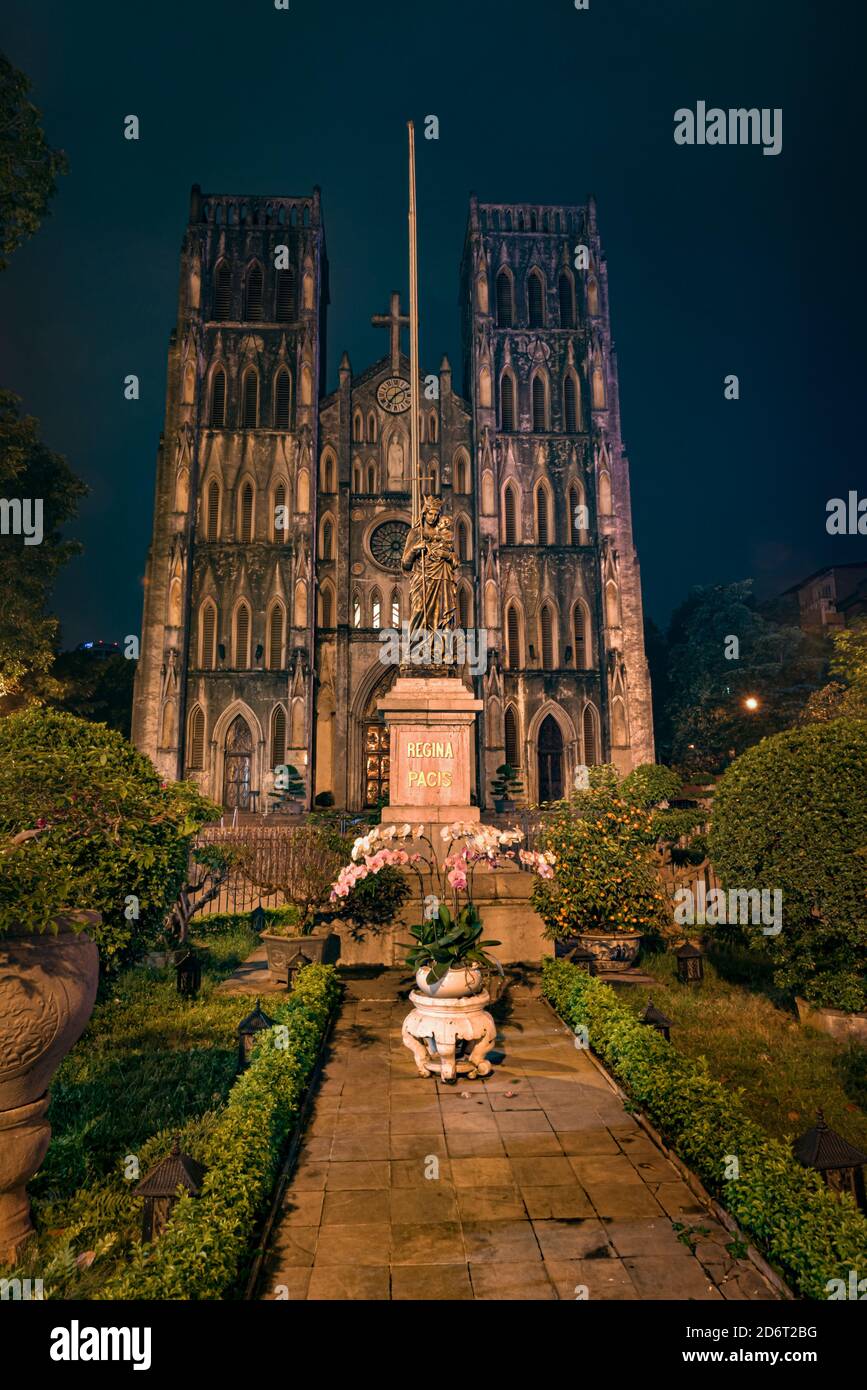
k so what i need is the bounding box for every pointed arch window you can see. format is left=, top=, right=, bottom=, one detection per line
left=367, top=463, right=376, bottom=493
left=454, top=451, right=469, bottom=493
left=320, top=451, right=335, bottom=492
left=540, top=604, right=555, bottom=669
left=271, top=705, right=287, bottom=767
left=574, top=603, right=590, bottom=667
left=245, top=263, right=264, bottom=320
left=391, top=590, right=400, bottom=627
left=506, top=604, right=521, bottom=670
left=532, top=375, right=547, bottom=432
left=210, top=367, right=226, bottom=427
left=458, top=585, right=471, bottom=629
left=583, top=704, right=598, bottom=765
left=352, top=593, right=362, bottom=628
left=239, top=482, right=254, bottom=542
left=272, top=481, right=287, bottom=540
left=319, top=583, right=334, bottom=627
left=275, top=267, right=296, bottom=321
left=592, top=363, right=606, bottom=409
left=569, top=485, right=586, bottom=544
left=274, top=368, right=291, bottom=428
left=353, top=460, right=362, bottom=492
left=428, top=411, right=438, bottom=443
left=371, top=589, right=382, bottom=629
left=242, top=369, right=259, bottom=428
left=199, top=600, right=217, bottom=669
left=611, top=698, right=628, bottom=747
left=500, top=374, right=515, bottom=432
left=598, top=470, right=612, bottom=514
left=321, top=517, right=334, bottom=560
left=504, top=484, right=518, bottom=545
left=368, top=413, right=377, bottom=443
left=268, top=602, right=285, bottom=669
left=536, top=485, right=550, bottom=545
left=496, top=270, right=513, bottom=327
left=188, top=705, right=205, bottom=769
left=528, top=271, right=545, bottom=328
left=504, top=705, right=519, bottom=768
left=587, top=277, right=600, bottom=316
left=234, top=602, right=251, bottom=668
left=605, top=580, right=621, bottom=628
left=213, top=262, right=232, bottom=320
left=559, top=272, right=575, bottom=328
left=206, top=479, right=220, bottom=540
left=456, top=517, right=470, bottom=562
left=564, top=375, right=579, bottom=433
left=353, top=412, right=363, bottom=442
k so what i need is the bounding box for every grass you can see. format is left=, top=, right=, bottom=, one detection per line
left=628, top=948, right=867, bottom=1152
left=3, top=918, right=260, bottom=1298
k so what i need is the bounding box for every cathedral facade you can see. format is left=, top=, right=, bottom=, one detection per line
left=132, top=186, right=654, bottom=812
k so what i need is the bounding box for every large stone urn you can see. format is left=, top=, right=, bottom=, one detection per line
left=261, top=922, right=340, bottom=985
left=574, top=929, right=642, bottom=973
left=0, top=912, right=100, bottom=1263
left=402, top=965, right=498, bottom=1084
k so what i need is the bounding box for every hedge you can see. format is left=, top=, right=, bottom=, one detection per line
left=97, top=964, right=341, bottom=1300
left=542, top=958, right=867, bottom=1300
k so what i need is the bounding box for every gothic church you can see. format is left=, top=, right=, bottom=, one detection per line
left=132, top=185, right=654, bottom=811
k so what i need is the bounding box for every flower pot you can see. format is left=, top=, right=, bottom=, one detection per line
left=0, top=912, right=100, bottom=1262
left=795, top=996, right=867, bottom=1043
left=493, top=798, right=505, bottom=815
left=574, top=929, right=643, bottom=974
left=261, top=925, right=340, bottom=984
left=415, top=965, right=484, bottom=998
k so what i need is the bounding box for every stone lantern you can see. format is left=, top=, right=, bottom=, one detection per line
left=133, top=1137, right=206, bottom=1242
left=236, top=998, right=275, bottom=1072
left=794, top=1110, right=867, bottom=1211
left=638, top=998, right=672, bottom=1042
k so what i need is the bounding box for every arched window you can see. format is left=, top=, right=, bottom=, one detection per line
left=496, top=270, right=513, bottom=327
left=319, top=583, right=334, bottom=627
left=188, top=705, right=205, bottom=769
left=535, top=483, right=551, bottom=545
left=353, top=459, right=362, bottom=492
left=271, top=705, right=287, bottom=767
left=506, top=604, right=521, bottom=669
left=273, top=369, right=291, bottom=428
left=564, top=375, right=579, bottom=433
left=504, top=705, right=519, bottom=769
left=368, top=413, right=377, bottom=443
left=275, top=267, right=296, bottom=321
left=587, top=277, right=600, bottom=316
left=352, top=593, right=362, bottom=628
left=205, top=479, right=220, bottom=540
left=168, top=576, right=183, bottom=628
left=583, top=704, right=599, bottom=765
left=454, top=451, right=469, bottom=493
left=611, top=698, right=628, bottom=747
left=605, top=580, right=621, bottom=628
left=239, top=481, right=254, bottom=542
left=592, top=362, right=606, bottom=409
left=272, top=481, right=287, bottom=540
left=559, top=272, right=575, bottom=328
left=199, top=600, right=217, bottom=669
left=213, top=262, right=232, bottom=320
left=428, top=411, right=438, bottom=443
left=532, top=375, right=547, bottom=432
left=234, top=602, right=251, bottom=667
left=242, top=369, right=259, bottom=428
left=569, top=484, right=586, bottom=543
left=210, top=367, right=226, bottom=427
left=458, top=584, right=471, bottom=629
left=244, top=263, right=264, bottom=320
left=391, top=590, right=400, bottom=627
left=500, top=374, right=515, bottom=432
left=598, top=470, right=612, bottom=514
left=573, top=602, right=590, bottom=668
left=320, top=450, right=335, bottom=492
left=540, top=604, right=555, bottom=669
left=371, top=589, right=382, bottom=629
left=353, top=412, right=363, bottom=442
left=321, top=517, right=334, bottom=559
left=367, top=463, right=376, bottom=493
left=267, top=602, right=284, bottom=669
left=527, top=270, right=545, bottom=328
left=503, top=483, right=518, bottom=545
left=456, top=517, right=470, bottom=562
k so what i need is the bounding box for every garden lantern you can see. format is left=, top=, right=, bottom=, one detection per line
left=285, top=948, right=312, bottom=991
left=675, top=940, right=704, bottom=985
left=794, top=1110, right=867, bottom=1212
left=569, top=943, right=597, bottom=976
left=237, top=997, right=275, bottom=1071
left=133, top=1136, right=206, bottom=1242
left=638, top=998, right=672, bottom=1042
left=175, top=948, right=201, bottom=999
left=250, top=904, right=267, bottom=934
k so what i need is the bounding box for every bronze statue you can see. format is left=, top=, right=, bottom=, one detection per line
left=401, top=494, right=458, bottom=634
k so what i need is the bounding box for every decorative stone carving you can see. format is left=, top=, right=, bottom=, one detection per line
left=402, top=972, right=497, bottom=1084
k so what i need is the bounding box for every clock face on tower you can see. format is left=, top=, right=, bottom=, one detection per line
left=376, top=377, right=411, bottom=413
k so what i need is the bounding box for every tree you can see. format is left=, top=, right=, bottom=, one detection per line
left=50, top=649, right=136, bottom=736
left=802, top=619, right=867, bottom=724
left=0, top=53, right=67, bottom=270
left=662, top=581, right=827, bottom=775
left=166, top=842, right=251, bottom=944
left=0, top=393, right=87, bottom=708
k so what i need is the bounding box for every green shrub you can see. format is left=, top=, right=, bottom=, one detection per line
left=709, top=718, right=867, bottom=1011
left=542, top=958, right=867, bottom=1299
left=98, top=963, right=340, bottom=1299
left=621, top=762, right=682, bottom=808
left=0, top=707, right=219, bottom=966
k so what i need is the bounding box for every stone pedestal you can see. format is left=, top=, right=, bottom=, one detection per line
left=402, top=989, right=497, bottom=1083
left=377, top=674, right=483, bottom=839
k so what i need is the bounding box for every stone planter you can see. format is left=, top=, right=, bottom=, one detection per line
left=261, top=924, right=340, bottom=984
left=574, top=929, right=643, bottom=973
left=415, top=965, right=484, bottom=999
left=0, top=912, right=100, bottom=1262
left=795, top=996, right=867, bottom=1043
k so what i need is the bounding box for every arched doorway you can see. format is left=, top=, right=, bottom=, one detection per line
left=537, top=714, right=564, bottom=803
left=223, top=715, right=253, bottom=809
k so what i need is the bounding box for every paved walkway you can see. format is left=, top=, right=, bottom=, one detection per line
left=258, top=971, right=779, bottom=1301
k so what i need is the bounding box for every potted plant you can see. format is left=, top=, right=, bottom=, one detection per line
left=246, top=824, right=347, bottom=981
left=490, top=763, right=523, bottom=814
left=0, top=707, right=218, bottom=1261
left=531, top=766, right=668, bottom=972
left=269, top=764, right=306, bottom=815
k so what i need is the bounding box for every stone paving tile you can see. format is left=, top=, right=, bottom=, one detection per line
left=258, top=976, right=780, bottom=1301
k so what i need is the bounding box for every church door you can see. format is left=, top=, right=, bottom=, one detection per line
left=537, top=714, right=564, bottom=803
left=363, top=721, right=390, bottom=808
left=223, top=715, right=253, bottom=810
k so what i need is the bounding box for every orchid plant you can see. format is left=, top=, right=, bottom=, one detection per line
left=330, top=821, right=555, bottom=984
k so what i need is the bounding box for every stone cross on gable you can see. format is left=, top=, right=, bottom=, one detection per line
left=371, top=291, right=409, bottom=373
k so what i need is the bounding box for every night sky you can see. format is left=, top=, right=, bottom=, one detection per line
left=1, top=0, right=865, bottom=648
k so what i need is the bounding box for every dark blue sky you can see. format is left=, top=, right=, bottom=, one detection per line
left=1, top=0, right=865, bottom=647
